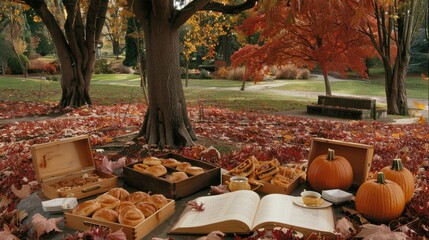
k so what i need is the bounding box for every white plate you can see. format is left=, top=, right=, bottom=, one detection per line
left=292, top=197, right=333, bottom=209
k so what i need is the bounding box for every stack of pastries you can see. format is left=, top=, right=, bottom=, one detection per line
left=71, top=187, right=169, bottom=226
left=228, top=156, right=305, bottom=188
left=51, top=173, right=107, bottom=192
left=133, top=156, right=205, bottom=182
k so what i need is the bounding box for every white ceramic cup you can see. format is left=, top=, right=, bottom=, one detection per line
left=301, top=190, right=323, bottom=206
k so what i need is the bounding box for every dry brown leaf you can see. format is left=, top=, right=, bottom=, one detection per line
left=197, top=230, right=225, bottom=240
left=28, top=181, right=39, bottom=188
left=15, top=210, right=28, bottom=223
left=0, top=224, right=19, bottom=240
left=200, top=146, right=221, bottom=162
left=0, top=194, right=12, bottom=208
left=100, top=156, right=126, bottom=174
left=106, top=228, right=127, bottom=240
left=335, top=217, right=355, bottom=238
left=31, top=213, right=63, bottom=237
left=355, top=224, right=407, bottom=240
left=11, top=184, right=32, bottom=199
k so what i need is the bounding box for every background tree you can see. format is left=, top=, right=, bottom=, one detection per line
left=126, top=0, right=257, bottom=147
left=123, top=16, right=148, bottom=103
left=18, top=0, right=108, bottom=108
left=104, top=0, right=129, bottom=58
left=232, top=0, right=376, bottom=96
left=0, top=38, right=13, bottom=75
left=408, top=28, right=429, bottom=74
left=181, top=11, right=237, bottom=86
left=25, top=8, right=54, bottom=56
left=361, top=0, right=426, bottom=115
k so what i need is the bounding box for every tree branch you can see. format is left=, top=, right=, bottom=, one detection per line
left=171, top=0, right=257, bottom=29
left=126, top=0, right=151, bottom=26
left=203, top=0, right=257, bottom=13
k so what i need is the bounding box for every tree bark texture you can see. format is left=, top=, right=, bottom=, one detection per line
left=128, top=0, right=256, bottom=147
left=25, top=0, right=108, bottom=108
left=322, top=67, right=332, bottom=96
left=132, top=2, right=197, bottom=147
left=364, top=0, right=425, bottom=115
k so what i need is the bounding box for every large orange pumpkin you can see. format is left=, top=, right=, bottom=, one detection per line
left=380, top=159, right=415, bottom=203
left=355, top=172, right=405, bottom=223
left=307, top=149, right=353, bottom=192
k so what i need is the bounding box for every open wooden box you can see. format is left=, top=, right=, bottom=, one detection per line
left=123, top=153, right=221, bottom=199
left=30, top=135, right=117, bottom=199
left=64, top=199, right=175, bottom=240
left=222, top=171, right=304, bottom=195
left=308, top=137, right=374, bottom=187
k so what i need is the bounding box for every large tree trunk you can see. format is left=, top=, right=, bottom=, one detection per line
left=385, top=57, right=409, bottom=115
left=26, top=0, right=107, bottom=108
left=128, top=0, right=256, bottom=147
left=135, top=9, right=197, bottom=146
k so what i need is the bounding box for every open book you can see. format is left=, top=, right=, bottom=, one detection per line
left=170, top=190, right=335, bottom=236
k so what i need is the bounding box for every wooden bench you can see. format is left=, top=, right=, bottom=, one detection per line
left=307, top=95, right=382, bottom=120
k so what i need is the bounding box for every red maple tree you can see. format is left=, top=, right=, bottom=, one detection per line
left=232, top=0, right=377, bottom=95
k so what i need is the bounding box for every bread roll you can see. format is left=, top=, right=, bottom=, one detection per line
left=176, top=162, right=191, bottom=171
left=133, top=163, right=149, bottom=172
left=167, top=172, right=188, bottom=182
left=143, top=165, right=167, bottom=177
left=106, top=188, right=130, bottom=201
left=115, top=201, right=136, bottom=213
left=118, top=206, right=145, bottom=226
left=147, top=194, right=168, bottom=210
left=127, top=191, right=150, bottom=204
left=135, top=202, right=157, bottom=218
left=143, top=156, right=161, bottom=165
left=184, top=166, right=205, bottom=176
left=92, top=208, right=119, bottom=222
left=161, top=158, right=180, bottom=168
left=72, top=200, right=101, bottom=217
left=96, top=194, right=121, bottom=209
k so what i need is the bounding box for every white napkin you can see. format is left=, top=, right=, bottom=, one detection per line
left=42, top=197, right=78, bottom=212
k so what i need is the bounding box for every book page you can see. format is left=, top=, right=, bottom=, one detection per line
left=171, top=190, right=260, bottom=233
left=252, top=194, right=335, bottom=235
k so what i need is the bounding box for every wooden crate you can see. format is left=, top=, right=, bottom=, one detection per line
left=308, top=137, right=374, bottom=187
left=222, top=171, right=304, bottom=195
left=64, top=200, right=175, bottom=240
left=123, top=153, right=221, bottom=199
left=31, top=135, right=117, bottom=199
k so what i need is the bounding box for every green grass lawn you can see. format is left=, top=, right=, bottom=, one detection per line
left=273, top=76, right=428, bottom=99
left=1, top=73, right=427, bottom=113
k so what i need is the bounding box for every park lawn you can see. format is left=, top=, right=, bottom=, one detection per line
left=0, top=76, right=313, bottom=112
left=1, top=74, right=426, bottom=113
left=273, top=76, right=428, bottom=99
left=184, top=88, right=313, bottom=112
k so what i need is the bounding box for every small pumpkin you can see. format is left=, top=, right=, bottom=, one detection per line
left=380, top=159, right=414, bottom=203
left=307, top=149, right=353, bottom=192
left=355, top=172, right=405, bottom=223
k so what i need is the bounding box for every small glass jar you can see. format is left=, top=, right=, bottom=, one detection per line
left=227, top=176, right=251, bottom=191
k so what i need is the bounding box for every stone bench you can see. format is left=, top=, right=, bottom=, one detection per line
left=307, top=95, right=383, bottom=120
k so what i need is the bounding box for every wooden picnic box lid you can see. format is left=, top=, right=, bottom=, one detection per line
left=31, top=135, right=95, bottom=182
left=308, top=137, right=374, bottom=187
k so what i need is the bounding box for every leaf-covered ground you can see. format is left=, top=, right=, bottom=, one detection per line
left=0, top=101, right=428, bottom=239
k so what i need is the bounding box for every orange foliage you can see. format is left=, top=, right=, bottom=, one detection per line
left=232, top=0, right=377, bottom=81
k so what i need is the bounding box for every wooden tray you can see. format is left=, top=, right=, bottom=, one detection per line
left=123, top=153, right=221, bottom=199
left=64, top=200, right=175, bottom=240
left=308, top=137, right=374, bottom=187
left=31, top=135, right=117, bottom=199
